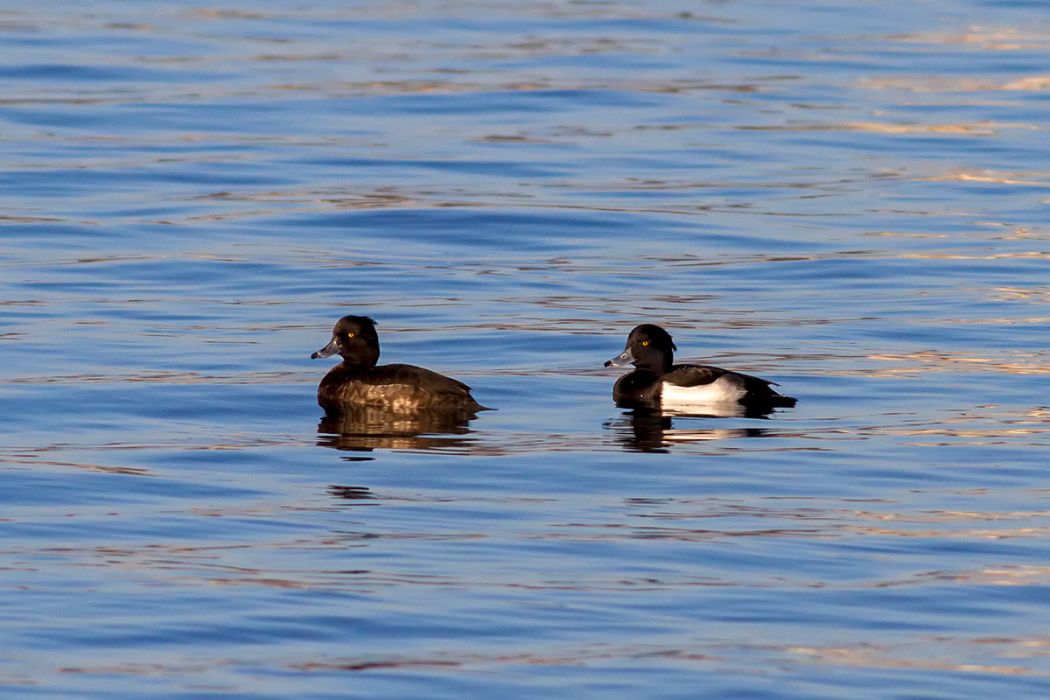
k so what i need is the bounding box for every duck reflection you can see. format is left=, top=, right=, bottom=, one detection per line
left=317, top=406, right=480, bottom=457
left=606, top=408, right=773, bottom=453
left=326, top=484, right=379, bottom=503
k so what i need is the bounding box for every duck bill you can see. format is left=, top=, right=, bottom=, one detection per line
left=604, top=347, right=635, bottom=368
left=311, top=336, right=340, bottom=359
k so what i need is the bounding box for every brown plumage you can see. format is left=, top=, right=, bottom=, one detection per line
left=312, top=315, right=487, bottom=415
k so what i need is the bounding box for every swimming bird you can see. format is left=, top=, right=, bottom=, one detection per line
left=604, top=324, right=796, bottom=415
left=311, top=315, right=487, bottom=415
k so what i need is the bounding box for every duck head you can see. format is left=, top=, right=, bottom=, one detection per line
left=604, top=324, right=676, bottom=373
left=312, top=315, right=381, bottom=368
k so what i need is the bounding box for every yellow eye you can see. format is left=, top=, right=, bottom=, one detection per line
left=345, top=331, right=356, bottom=339
left=641, top=340, right=650, bottom=347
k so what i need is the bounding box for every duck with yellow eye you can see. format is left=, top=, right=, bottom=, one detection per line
left=311, top=315, right=488, bottom=415
left=604, top=323, right=796, bottom=416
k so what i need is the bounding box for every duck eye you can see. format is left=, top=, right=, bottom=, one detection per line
left=641, top=340, right=650, bottom=347
left=345, top=331, right=356, bottom=339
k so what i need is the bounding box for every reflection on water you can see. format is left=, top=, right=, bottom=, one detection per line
left=326, top=484, right=379, bottom=503
left=3, top=0, right=1050, bottom=697
left=317, top=406, right=480, bottom=457
left=605, top=409, right=772, bottom=453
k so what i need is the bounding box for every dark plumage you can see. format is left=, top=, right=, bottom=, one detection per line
left=311, top=315, right=487, bottom=415
left=604, top=324, right=796, bottom=414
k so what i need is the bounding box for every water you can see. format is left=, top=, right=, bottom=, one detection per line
left=2, top=1, right=1048, bottom=697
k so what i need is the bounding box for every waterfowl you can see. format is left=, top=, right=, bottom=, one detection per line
left=311, top=315, right=487, bottom=415
left=604, top=324, right=796, bottom=414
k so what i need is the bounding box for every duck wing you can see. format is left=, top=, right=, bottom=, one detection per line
left=663, top=364, right=734, bottom=387
left=372, top=364, right=475, bottom=396
left=665, top=364, right=796, bottom=407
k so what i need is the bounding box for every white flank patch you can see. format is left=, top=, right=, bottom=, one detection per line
left=660, top=376, right=746, bottom=410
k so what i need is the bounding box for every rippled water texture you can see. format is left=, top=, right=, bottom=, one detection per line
left=2, top=1, right=1048, bottom=697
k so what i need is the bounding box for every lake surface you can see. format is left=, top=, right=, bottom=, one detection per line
left=1, top=1, right=1048, bottom=697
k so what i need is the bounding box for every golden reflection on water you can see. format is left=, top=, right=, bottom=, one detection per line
left=865, top=350, right=1050, bottom=376
left=604, top=410, right=778, bottom=453
left=9, top=370, right=311, bottom=384
left=864, top=75, right=1050, bottom=92
left=0, top=455, right=152, bottom=477
left=787, top=641, right=1039, bottom=676
left=737, top=121, right=1008, bottom=135
left=888, top=25, right=1050, bottom=51
left=49, top=632, right=1048, bottom=679
left=281, top=633, right=1050, bottom=676
left=18, top=497, right=1046, bottom=589
left=993, top=287, right=1050, bottom=302
left=316, top=407, right=482, bottom=457
left=920, top=170, right=1050, bottom=187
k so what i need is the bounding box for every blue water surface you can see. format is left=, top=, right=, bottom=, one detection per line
left=1, top=1, right=1048, bottom=698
